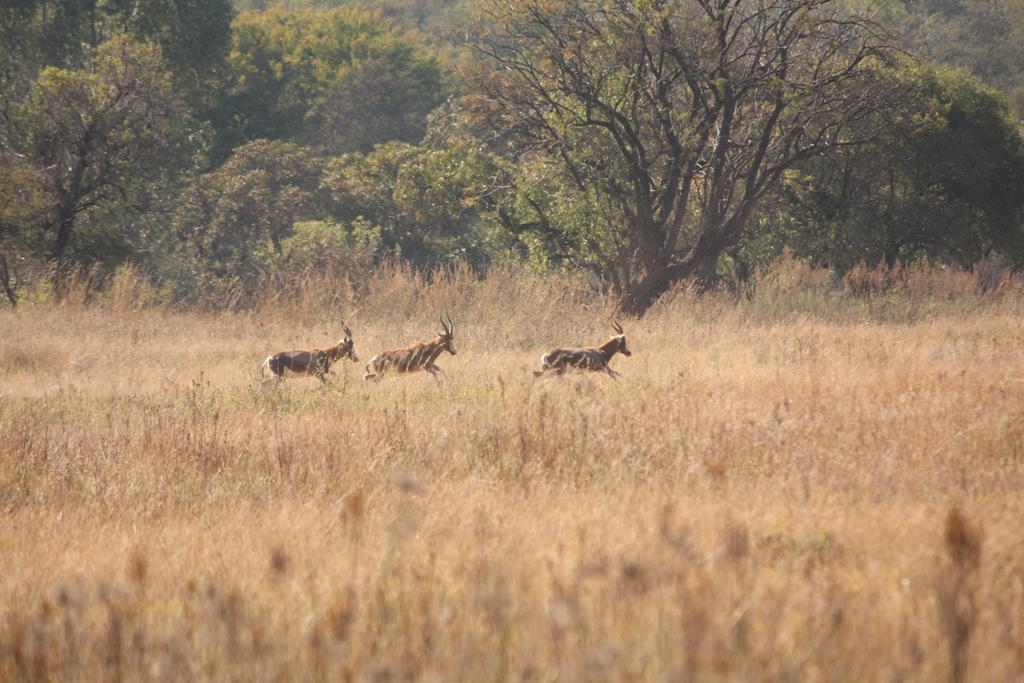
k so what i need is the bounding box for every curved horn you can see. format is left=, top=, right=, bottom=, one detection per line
left=612, top=320, right=624, bottom=335
left=342, top=320, right=353, bottom=338
left=446, top=312, right=454, bottom=336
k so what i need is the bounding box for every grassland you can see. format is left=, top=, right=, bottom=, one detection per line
left=1, top=261, right=1023, bottom=682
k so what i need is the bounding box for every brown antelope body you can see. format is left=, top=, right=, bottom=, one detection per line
left=263, top=323, right=358, bottom=383
left=365, top=315, right=455, bottom=381
left=538, top=321, right=631, bottom=378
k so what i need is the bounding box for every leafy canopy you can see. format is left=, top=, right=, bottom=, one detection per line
left=220, top=6, right=449, bottom=153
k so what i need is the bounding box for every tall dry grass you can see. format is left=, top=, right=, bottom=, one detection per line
left=1, top=260, right=1023, bottom=682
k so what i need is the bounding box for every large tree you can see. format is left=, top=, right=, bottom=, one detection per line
left=466, top=0, right=904, bottom=312
left=1, top=37, right=180, bottom=266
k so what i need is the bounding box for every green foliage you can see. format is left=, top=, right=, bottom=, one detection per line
left=0, top=1, right=230, bottom=306
left=214, top=6, right=449, bottom=157
left=905, top=0, right=1024, bottom=117
left=0, top=0, right=92, bottom=76
left=172, top=139, right=324, bottom=300
left=2, top=38, right=181, bottom=268
left=0, top=160, right=50, bottom=246
left=322, top=105, right=512, bottom=268
left=129, top=0, right=236, bottom=110
left=751, top=63, right=1024, bottom=273
left=0, top=0, right=233, bottom=107
left=466, top=0, right=902, bottom=313
left=0, top=160, right=52, bottom=305
left=5, top=0, right=1023, bottom=313
left=281, top=218, right=380, bottom=287
left=504, top=148, right=648, bottom=289
left=230, top=0, right=472, bottom=41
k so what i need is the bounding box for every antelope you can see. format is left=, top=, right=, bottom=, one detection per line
left=263, top=322, right=358, bottom=383
left=536, top=321, right=631, bottom=378
left=364, top=314, right=456, bottom=381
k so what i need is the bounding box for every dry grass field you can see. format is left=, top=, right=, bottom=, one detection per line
left=2, top=261, right=1024, bottom=682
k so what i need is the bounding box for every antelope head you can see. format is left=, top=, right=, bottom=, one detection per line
left=336, top=321, right=359, bottom=362
left=437, top=313, right=456, bottom=356
left=611, top=320, right=631, bottom=357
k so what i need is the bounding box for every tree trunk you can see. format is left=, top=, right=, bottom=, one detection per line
left=49, top=207, right=77, bottom=261
left=619, top=240, right=727, bottom=315
left=620, top=260, right=695, bottom=314
left=0, top=256, right=16, bottom=308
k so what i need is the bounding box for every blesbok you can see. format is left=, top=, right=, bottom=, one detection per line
left=364, top=314, right=456, bottom=381
left=263, top=323, right=358, bottom=383
left=536, top=321, right=631, bottom=378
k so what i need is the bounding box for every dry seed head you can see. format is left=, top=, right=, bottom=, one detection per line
left=343, top=490, right=365, bottom=520
left=706, top=458, right=727, bottom=486
left=724, top=521, right=750, bottom=561
left=619, top=561, right=649, bottom=594
left=129, top=548, right=148, bottom=588
left=270, top=546, right=289, bottom=577
left=396, top=472, right=425, bottom=495
left=327, top=586, right=357, bottom=642
left=944, top=507, right=982, bottom=573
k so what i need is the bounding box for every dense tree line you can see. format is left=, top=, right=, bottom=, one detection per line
left=1, top=0, right=1022, bottom=312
